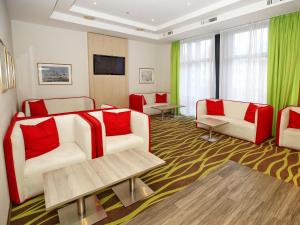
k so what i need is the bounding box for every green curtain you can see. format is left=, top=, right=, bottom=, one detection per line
left=170, top=41, right=180, bottom=110
left=267, top=11, right=300, bottom=135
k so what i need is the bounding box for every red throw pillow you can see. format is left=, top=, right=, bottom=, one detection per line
left=206, top=99, right=225, bottom=116
left=102, top=111, right=132, bottom=136
left=29, top=100, right=48, bottom=117
left=20, top=118, right=60, bottom=160
left=244, top=103, right=258, bottom=123
left=288, top=110, right=300, bottom=129
left=156, top=93, right=167, bottom=103
left=142, top=96, right=147, bottom=105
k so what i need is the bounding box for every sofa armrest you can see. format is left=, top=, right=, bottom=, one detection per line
left=74, top=115, right=93, bottom=159
left=129, top=94, right=143, bottom=112
left=130, top=110, right=150, bottom=152
left=4, top=117, right=26, bottom=204
left=276, top=107, right=290, bottom=146
left=196, top=100, right=206, bottom=127
left=255, top=105, right=273, bottom=144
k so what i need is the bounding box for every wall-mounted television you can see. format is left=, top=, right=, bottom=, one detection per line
left=93, top=54, right=125, bottom=75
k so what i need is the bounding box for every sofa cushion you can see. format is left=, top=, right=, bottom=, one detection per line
left=24, top=143, right=86, bottom=197
left=282, top=128, right=300, bottom=150
left=103, top=111, right=132, bottom=136
left=198, top=115, right=256, bottom=142
left=244, top=103, right=258, bottom=123
left=106, top=134, right=144, bottom=155
left=29, top=100, right=48, bottom=117
left=20, top=118, right=60, bottom=160
left=288, top=110, right=300, bottom=129
left=155, top=93, right=167, bottom=103
left=206, top=99, right=225, bottom=116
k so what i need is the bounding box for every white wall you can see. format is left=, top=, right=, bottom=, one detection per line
left=11, top=21, right=171, bottom=104
left=11, top=21, right=89, bottom=105
left=0, top=0, right=18, bottom=224
left=128, top=40, right=170, bottom=94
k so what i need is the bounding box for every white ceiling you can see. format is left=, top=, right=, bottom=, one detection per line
left=6, top=0, right=300, bottom=42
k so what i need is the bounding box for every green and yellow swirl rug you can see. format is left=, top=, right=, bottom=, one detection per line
left=9, top=116, right=300, bottom=225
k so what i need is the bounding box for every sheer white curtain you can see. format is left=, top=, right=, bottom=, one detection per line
left=220, top=21, right=269, bottom=103
left=180, top=35, right=215, bottom=116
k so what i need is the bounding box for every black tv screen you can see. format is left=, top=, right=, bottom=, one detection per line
left=93, top=54, right=125, bottom=75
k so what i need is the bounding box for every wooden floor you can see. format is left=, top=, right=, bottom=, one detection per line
left=128, top=161, right=300, bottom=225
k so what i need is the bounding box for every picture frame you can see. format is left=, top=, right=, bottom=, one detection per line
left=37, top=63, right=72, bottom=85
left=0, top=39, right=16, bottom=92
left=0, top=43, right=8, bottom=92
left=139, top=68, right=154, bottom=84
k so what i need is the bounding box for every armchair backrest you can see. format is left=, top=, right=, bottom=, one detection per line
left=23, top=97, right=95, bottom=117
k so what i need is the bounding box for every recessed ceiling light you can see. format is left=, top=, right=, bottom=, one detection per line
left=151, top=18, right=155, bottom=22
left=93, top=1, right=97, bottom=5
left=187, top=2, right=191, bottom=6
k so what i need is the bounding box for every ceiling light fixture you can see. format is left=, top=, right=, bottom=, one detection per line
left=151, top=18, right=155, bottom=22
left=93, top=1, right=97, bottom=5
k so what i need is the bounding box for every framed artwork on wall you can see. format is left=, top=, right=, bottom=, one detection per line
left=0, top=39, right=16, bottom=92
left=37, top=63, right=72, bottom=85
left=139, top=68, right=154, bottom=84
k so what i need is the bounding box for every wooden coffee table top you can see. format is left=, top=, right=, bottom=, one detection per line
left=195, top=117, right=228, bottom=128
left=43, top=149, right=165, bottom=211
left=151, top=104, right=184, bottom=111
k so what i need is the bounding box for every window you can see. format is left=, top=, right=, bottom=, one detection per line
left=219, top=21, right=269, bottom=103
left=180, top=36, right=215, bottom=116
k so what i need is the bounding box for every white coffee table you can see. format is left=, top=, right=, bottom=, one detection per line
left=43, top=149, right=165, bottom=225
left=195, top=117, right=228, bottom=142
left=151, top=104, right=185, bottom=120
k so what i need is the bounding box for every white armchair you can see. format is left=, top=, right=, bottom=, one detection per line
left=88, top=109, right=150, bottom=156
left=276, top=106, right=300, bottom=150
left=4, top=114, right=94, bottom=204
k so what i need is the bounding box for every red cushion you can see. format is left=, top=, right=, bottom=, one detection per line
left=156, top=93, right=167, bottom=103
left=29, top=100, right=48, bottom=117
left=20, top=118, right=60, bottom=160
left=102, top=111, right=132, bottom=136
left=244, top=103, right=258, bottom=123
left=206, top=99, right=225, bottom=116
left=288, top=110, right=300, bottom=129
left=142, top=96, right=147, bottom=105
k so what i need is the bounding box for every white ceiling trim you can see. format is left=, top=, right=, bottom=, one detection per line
left=49, top=0, right=299, bottom=41
left=70, top=5, right=158, bottom=32
left=69, top=0, right=245, bottom=32
left=156, top=0, right=243, bottom=30
left=50, top=11, right=161, bottom=39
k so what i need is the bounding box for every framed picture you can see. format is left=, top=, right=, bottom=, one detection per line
left=139, top=68, right=154, bottom=84
left=37, top=63, right=72, bottom=85
left=0, top=44, right=8, bottom=92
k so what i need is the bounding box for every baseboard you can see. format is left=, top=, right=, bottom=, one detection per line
left=6, top=203, right=11, bottom=225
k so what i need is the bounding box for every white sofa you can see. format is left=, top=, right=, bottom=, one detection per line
left=88, top=108, right=150, bottom=156
left=196, top=100, right=273, bottom=144
left=4, top=114, right=94, bottom=204
left=129, top=93, right=170, bottom=115
left=22, top=96, right=95, bottom=117
left=276, top=106, right=300, bottom=150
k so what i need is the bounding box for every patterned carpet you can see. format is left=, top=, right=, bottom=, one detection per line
left=9, top=116, right=300, bottom=225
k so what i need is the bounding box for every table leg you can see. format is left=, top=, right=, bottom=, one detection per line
left=77, top=197, right=86, bottom=218
left=161, top=111, right=164, bottom=120
left=209, top=127, right=213, bottom=140
left=112, top=177, right=154, bottom=207
left=58, top=196, right=107, bottom=225
left=201, top=127, right=220, bottom=142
